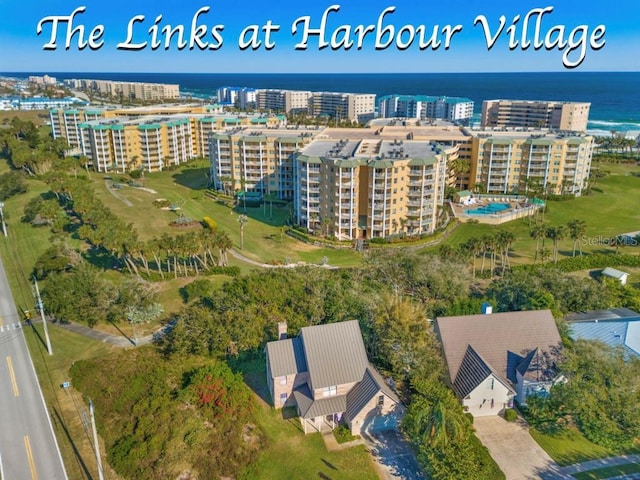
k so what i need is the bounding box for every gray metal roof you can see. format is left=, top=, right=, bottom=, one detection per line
left=346, top=367, right=400, bottom=420
left=300, top=320, right=369, bottom=391
left=602, top=267, right=629, bottom=279
left=565, top=308, right=639, bottom=322
left=568, top=316, right=640, bottom=358
left=293, top=384, right=347, bottom=419
left=453, top=346, right=492, bottom=398
left=265, top=337, right=307, bottom=377
left=436, top=310, right=562, bottom=391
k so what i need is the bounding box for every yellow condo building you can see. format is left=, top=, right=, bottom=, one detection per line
left=294, top=138, right=451, bottom=240
left=50, top=106, right=287, bottom=172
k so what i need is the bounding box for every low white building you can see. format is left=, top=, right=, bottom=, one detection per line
left=601, top=267, right=630, bottom=285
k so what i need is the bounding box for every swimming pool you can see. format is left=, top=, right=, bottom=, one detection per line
left=466, top=203, right=511, bottom=215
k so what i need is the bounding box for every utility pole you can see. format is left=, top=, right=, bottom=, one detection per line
left=0, top=202, right=7, bottom=237
left=33, top=276, right=53, bottom=355
left=89, top=400, right=105, bottom=480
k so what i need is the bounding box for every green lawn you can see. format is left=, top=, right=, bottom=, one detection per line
left=530, top=428, right=614, bottom=467
left=573, top=463, right=640, bottom=479
left=423, top=164, right=640, bottom=264
left=0, top=179, right=62, bottom=307
left=24, top=323, right=121, bottom=480
left=229, top=354, right=379, bottom=480
left=88, top=162, right=363, bottom=267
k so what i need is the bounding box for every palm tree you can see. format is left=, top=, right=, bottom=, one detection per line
left=464, top=237, right=482, bottom=278
left=567, top=219, right=587, bottom=257
left=529, top=225, right=546, bottom=263
left=404, top=394, right=469, bottom=449
left=238, top=214, right=248, bottom=249
left=496, top=230, right=516, bottom=271
left=553, top=224, right=568, bottom=263
left=479, top=234, right=492, bottom=274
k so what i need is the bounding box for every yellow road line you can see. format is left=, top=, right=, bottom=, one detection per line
left=0, top=312, right=3, bottom=326
left=6, top=356, right=19, bottom=397
left=24, top=435, right=38, bottom=480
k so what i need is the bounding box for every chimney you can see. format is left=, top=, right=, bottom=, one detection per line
left=277, top=322, right=288, bottom=340
left=481, top=302, right=493, bottom=315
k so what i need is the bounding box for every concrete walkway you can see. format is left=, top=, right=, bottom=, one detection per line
left=228, top=248, right=338, bottom=270
left=537, top=454, right=640, bottom=479
left=49, top=318, right=176, bottom=348
left=473, top=416, right=559, bottom=480
left=321, top=430, right=365, bottom=452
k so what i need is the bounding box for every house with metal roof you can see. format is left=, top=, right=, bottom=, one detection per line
left=265, top=320, right=401, bottom=435
left=566, top=308, right=640, bottom=357
left=436, top=309, right=563, bottom=417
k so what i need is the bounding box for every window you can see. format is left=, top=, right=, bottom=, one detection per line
left=322, top=386, right=337, bottom=397
left=279, top=377, right=287, bottom=386
left=489, top=377, right=495, bottom=390
left=378, top=395, right=384, bottom=407
left=280, top=392, right=288, bottom=404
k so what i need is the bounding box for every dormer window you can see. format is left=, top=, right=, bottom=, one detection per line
left=322, top=386, right=337, bottom=397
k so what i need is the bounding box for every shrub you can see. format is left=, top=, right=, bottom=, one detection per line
left=202, top=216, right=218, bottom=230
left=504, top=408, right=518, bottom=422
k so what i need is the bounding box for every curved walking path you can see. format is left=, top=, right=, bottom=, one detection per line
left=541, top=454, right=640, bottom=479
left=228, top=248, right=338, bottom=270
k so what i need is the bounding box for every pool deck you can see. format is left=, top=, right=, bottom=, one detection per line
left=449, top=197, right=541, bottom=225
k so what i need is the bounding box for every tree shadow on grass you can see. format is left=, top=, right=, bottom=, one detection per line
left=172, top=167, right=209, bottom=191
left=29, top=321, right=49, bottom=351
left=227, top=350, right=271, bottom=405
left=82, top=246, right=118, bottom=271
left=108, top=319, right=136, bottom=346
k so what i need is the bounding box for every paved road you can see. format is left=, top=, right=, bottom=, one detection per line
left=0, top=255, right=67, bottom=480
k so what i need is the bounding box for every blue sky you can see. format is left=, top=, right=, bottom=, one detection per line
left=0, top=0, right=638, bottom=72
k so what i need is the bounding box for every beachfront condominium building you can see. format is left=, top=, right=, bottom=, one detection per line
left=216, top=87, right=257, bottom=109
left=255, top=89, right=313, bottom=114
left=63, top=79, right=180, bottom=101
left=294, top=137, right=450, bottom=240
left=481, top=100, right=591, bottom=132
left=209, top=127, right=316, bottom=200
left=50, top=104, right=223, bottom=150
left=69, top=112, right=286, bottom=173
left=378, top=95, right=474, bottom=124
left=310, top=92, right=376, bottom=123
left=470, top=131, right=594, bottom=196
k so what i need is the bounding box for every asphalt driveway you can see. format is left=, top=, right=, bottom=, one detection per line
left=362, top=430, right=425, bottom=480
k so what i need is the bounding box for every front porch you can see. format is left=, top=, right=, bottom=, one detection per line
left=301, top=412, right=344, bottom=434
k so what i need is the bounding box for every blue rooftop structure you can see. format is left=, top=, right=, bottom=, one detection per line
left=566, top=308, right=640, bottom=357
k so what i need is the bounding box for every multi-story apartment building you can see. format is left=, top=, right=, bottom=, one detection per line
left=71, top=112, right=286, bottom=173
left=63, top=79, right=180, bottom=101
left=481, top=100, right=590, bottom=132
left=310, top=92, right=376, bottom=123
left=209, top=127, right=315, bottom=199
left=294, top=137, right=450, bottom=240
left=378, top=95, right=474, bottom=124
left=470, top=131, right=594, bottom=196
left=51, top=104, right=227, bottom=153
left=255, top=89, right=313, bottom=114
left=216, top=87, right=257, bottom=109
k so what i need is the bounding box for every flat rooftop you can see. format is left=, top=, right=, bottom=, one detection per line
left=301, top=138, right=439, bottom=160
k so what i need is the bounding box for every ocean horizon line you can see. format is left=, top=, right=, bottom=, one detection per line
left=3, top=70, right=640, bottom=75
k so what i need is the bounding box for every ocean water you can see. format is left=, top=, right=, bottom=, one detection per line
left=5, top=71, right=640, bottom=136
